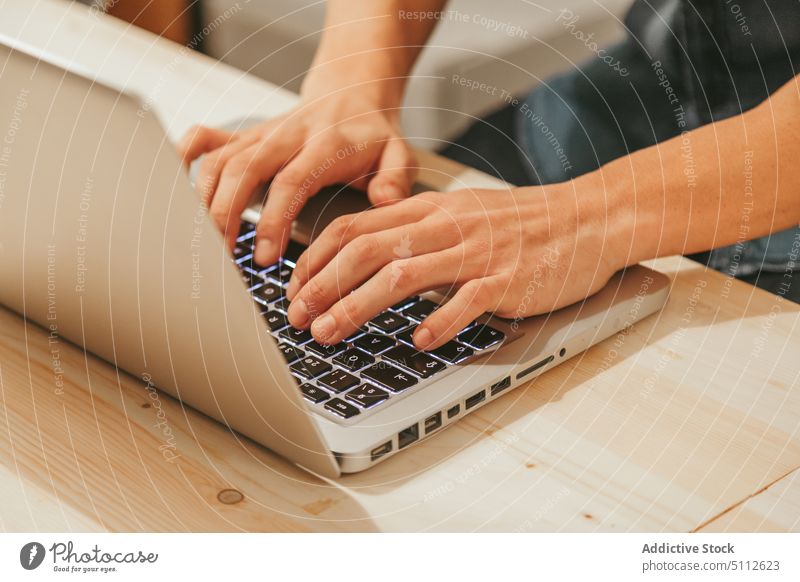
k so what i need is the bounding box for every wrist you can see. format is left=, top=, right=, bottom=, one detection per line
left=301, top=55, right=407, bottom=112
left=572, top=167, right=642, bottom=272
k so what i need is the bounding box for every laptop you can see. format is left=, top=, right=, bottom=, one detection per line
left=0, top=39, right=669, bottom=478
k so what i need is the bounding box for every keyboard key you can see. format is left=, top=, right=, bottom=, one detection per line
left=241, top=271, right=261, bottom=289
left=317, top=369, right=359, bottom=393
left=233, top=245, right=251, bottom=260
left=235, top=252, right=254, bottom=266
left=324, top=398, right=360, bottom=419
left=390, top=296, right=419, bottom=311
left=277, top=343, right=304, bottom=363
left=382, top=344, right=447, bottom=379
left=346, top=384, right=390, bottom=408
left=333, top=348, right=375, bottom=371
left=300, top=383, right=330, bottom=404
left=354, top=333, right=395, bottom=354
left=402, top=299, right=438, bottom=322
left=290, top=355, right=332, bottom=379
left=431, top=341, right=474, bottom=364
left=362, top=362, right=418, bottom=392
left=242, top=266, right=267, bottom=287
left=458, top=324, right=505, bottom=349
left=305, top=340, right=348, bottom=358
left=283, top=240, right=306, bottom=264
left=273, top=297, right=290, bottom=313
left=238, top=221, right=256, bottom=240
left=279, top=326, right=313, bottom=345
left=345, top=328, right=368, bottom=342
left=269, top=264, right=293, bottom=286
left=395, top=325, right=418, bottom=346
left=252, top=282, right=284, bottom=305
left=263, top=310, right=289, bottom=332
left=257, top=262, right=279, bottom=276
left=369, top=312, right=411, bottom=334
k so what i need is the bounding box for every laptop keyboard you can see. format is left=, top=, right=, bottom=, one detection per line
left=233, top=221, right=506, bottom=423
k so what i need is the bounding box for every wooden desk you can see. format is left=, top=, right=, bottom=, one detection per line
left=1, top=0, right=798, bottom=532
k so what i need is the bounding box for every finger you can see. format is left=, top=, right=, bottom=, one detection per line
left=306, top=250, right=468, bottom=344
left=209, top=138, right=297, bottom=250
left=208, top=148, right=265, bottom=251
left=176, top=125, right=234, bottom=167
left=286, top=195, right=437, bottom=299
left=367, top=138, right=417, bottom=204
left=194, top=135, right=260, bottom=206
left=412, top=277, right=500, bottom=350
left=254, top=142, right=368, bottom=266
left=287, top=226, right=455, bottom=328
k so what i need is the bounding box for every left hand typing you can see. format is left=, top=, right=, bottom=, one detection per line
left=285, top=184, right=627, bottom=350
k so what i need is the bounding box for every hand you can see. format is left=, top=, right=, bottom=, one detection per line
left=284, top=184, right=628, bottom=350
left=176, top=93, right=417, bottom=264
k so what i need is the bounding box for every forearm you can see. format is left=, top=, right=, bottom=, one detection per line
left=587, top=75, right=800, bottom=269
left=302, top=0, right=447, bottom=108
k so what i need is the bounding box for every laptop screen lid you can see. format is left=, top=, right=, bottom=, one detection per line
left=0, top=41, right=340, bottom=478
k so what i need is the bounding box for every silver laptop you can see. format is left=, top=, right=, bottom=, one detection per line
left=0, top=39, right=669, bottom=478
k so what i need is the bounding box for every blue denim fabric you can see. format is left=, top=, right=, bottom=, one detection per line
left=706, top=228, right=800, bottom=276
left=512, top=0, right=800, bottom=277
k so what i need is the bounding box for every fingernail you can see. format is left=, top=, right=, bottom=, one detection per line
left=254, top=239, right=275, bottom=265
left=311, top=314, right=336, bottom=342
left=290, top=298, right=310, bottom=327
left=414, top=327, right=433, bottom=350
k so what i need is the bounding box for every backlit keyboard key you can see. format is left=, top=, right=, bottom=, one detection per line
left=242, top=267, right=267, bottom=288
left=390, top=296, right=420, bottom=311
left=317, top=369, right=359, bottom=393
left=333, top=348, right=375, bottom=372
left=394, top=325, right=418, bottom=346
left=290, top=355, right=332, bottom=379
left=362, top=362, right=418, bottom=392
left=346, top=384, right=390, bottom=408
left=300, top=383, right=330, bottom=404
left=345, top=328, right=368, bottom=342
left=277, top=343, right=304, bottom=363
left=279, top=326, right=313, bottom=345
left=263, top=310, right=289, bottom=331
left=305, top=340, right=348, bottom=358
left=252, top=282, right=284, bottom=305
left=369, top=312, right=410, bottom=334
left=235, top=253, right=254, bottom=266
left=402, top=299, right=438, bottom=322
left=382, top=344, right=446, bottom=379
left=238, top=221, right=256, bottom=240
left=458, top=324, right=505, bottom=349
left=431, top=341, right=474, bottom=364
left=354, top=333, right=395, bottom=354
left=325, top=398, right=360, bottom=419
left=269, top=264, right=293, bottom=286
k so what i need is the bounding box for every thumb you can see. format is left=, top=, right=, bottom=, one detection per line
left=367, top=138, right=417, bottom=204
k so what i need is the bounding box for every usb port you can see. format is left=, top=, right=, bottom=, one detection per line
left=371, top=441, right=392, bottom=461
left=398, top=424, right=419, bottom=449
left=424, top=412, right=442, bottom=434
left=465, top=390, right=486, bottom=410
left=490, top=376, right=511, bottom=396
